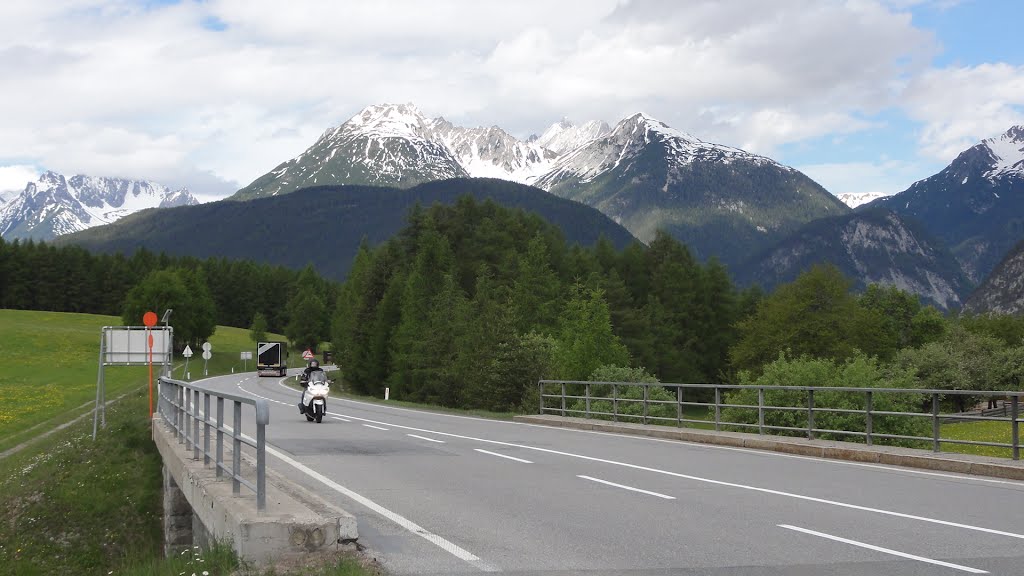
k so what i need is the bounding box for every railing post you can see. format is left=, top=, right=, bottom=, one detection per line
left=538, top=382, right=544, bottom=415
left=758, top=388, right=765, bottom=435
left=192, top=389, right=200, bottom=459
left=203, top=393, right=211, bottom=465
left=613, top=384, right=618, bottom=422
left=1012, top=395, right=1019, bottom=461
left=233, top=401, right=241, bottom=495
left=585, top=382, right=591, bottom=418
left=175, top=384, right=184, bottom=441
left=714, top=387, right=721, bottom=432
left=256, top=421, right=266, bottom=511
left=932, top=393, right=940, bottom=453
left=560, top=382, right=566, bottom=417
left=676, top=386, right=682, bottom=428
left=642, top=385, right=649, bottom=425
left=216, top=397, right=224, bottom=478
left=865, top=391, right=873, bottom=447
left=807, top=389, right=815, bottom=440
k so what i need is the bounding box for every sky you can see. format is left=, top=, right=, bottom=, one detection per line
left=0, top=0, right=1022, bottom=203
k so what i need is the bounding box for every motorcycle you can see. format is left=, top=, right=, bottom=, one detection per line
left=298, top=370, right=330, bottom=423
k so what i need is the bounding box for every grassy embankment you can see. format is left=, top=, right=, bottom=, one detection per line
left=0, top=309, right=376, bottom=576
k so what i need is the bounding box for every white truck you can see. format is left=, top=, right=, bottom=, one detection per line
left=256, top=341, right=288, bottom=377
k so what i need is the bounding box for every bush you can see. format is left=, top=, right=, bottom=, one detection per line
left=721, top=353, right=930, bottom=447
left=563, top=365, right=679, bottom=422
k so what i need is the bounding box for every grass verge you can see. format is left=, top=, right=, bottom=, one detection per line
left=0, top=310, right=379, bottom=575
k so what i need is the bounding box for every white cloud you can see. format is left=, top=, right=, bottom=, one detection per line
left=797, top=158, right=940, bottom=197
left=902, top=63, right=1024, bottom=161
left=0, top=164, right=40, bottom=195
left=0, top=0, right=1014, bottom=199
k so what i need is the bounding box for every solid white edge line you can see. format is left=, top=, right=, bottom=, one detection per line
left=778, top=524, right=988, bottom=574
left=313, top=383, right=1024, bottom=489
left=475, top=449, right=533, bottom=464
left=260, top=443, right=499, bottom=572
left=238, top=378, right=1024, bottom=540
left=578, top=475, right=675, bottom=500
left=332, top=416, right=352, bottom=422
left=407, top=434, right=445, bottom=443
left=363, top=424, right=389, bottom=431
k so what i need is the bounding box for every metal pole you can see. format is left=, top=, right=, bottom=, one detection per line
left=714, top=387, right=721, bottom=432
left=203, top=393, right=211, bottom=466
left=932, top=393, right=940, bottom=453
left=192, top=389, right=200, bottom=459
left=538, top=382, right=543, bottom=415
left=93, top=331, right=105, bottom=440
left=758, top=388, right=765, bottom=435
left=256, top=420, right=266, bottom=511
left=676, top=386, right=682, bottom=427
left=613, top=384, right=618, bottom=422
left=1012, top=395, right=1019, bottom=461
left=216, top=397, right=224, bottom=478
left=560, top=382, right=566, bottom=417
left=807, top=389, right=815, bottom=440
left=233, top=401, right=241, bottom=495
left=642, top=385, right=648, bottom=425
left=585, top=383, right=591, bottom=418
left=865, top=391, right=873, bottom=447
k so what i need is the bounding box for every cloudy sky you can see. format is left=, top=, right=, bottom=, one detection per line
left=1, top=0, right=1021, bottom=202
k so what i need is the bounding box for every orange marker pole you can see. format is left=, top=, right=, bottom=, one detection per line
left=142, top=311, right=159, bottom=419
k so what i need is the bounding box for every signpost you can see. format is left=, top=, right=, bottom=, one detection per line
left=302, top=349, right=314, bottom=361
left=202, top=342, right=212, bottom=376
left=182, top=344, right=193, bottom=380
left=93, top=323, right=172, bottom=440
left=240, top=350, right=252, bottom=371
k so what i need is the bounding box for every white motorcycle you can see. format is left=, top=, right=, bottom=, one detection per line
left=298, top=370, right=330, bottom=423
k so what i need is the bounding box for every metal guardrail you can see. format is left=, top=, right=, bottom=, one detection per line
left=157, top=376, right=270, bottom=510
left=539, top=381, right=1022, bottom=460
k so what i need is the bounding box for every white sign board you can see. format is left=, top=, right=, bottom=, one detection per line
left=182, top=345, right=193, bottom=358
left=102, top=327, right=172, bottom=364
left=240, top=351, right=252, bottom=360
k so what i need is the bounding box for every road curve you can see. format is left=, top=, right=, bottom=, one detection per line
left=196, top=371, right=1024, bottom=575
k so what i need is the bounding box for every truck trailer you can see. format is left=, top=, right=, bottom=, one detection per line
left=256, top=341, right=288, bottom=377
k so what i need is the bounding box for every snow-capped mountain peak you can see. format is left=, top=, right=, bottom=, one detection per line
left=982, top=125, right=1024, bottom=180
left=534, top=119, right=612, bottom=154
left=338, top=102, right=433, bottom=140
left=0, top=171, right=199, bottom=240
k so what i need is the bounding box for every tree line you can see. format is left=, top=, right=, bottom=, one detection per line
left=0, top=237, right=338, bottom=349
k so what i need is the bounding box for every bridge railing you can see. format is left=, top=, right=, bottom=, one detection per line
left=157, top=376, right=270, bottom=510
left=539, top=381, right=1021, bottom=460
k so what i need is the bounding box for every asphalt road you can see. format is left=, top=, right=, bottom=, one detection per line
left=198, top=371, right=1024, bottom=575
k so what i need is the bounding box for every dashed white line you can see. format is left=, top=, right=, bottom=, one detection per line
left=578, top=475, right=675, bottom=500
left=408, top=434, right=445, bottom=443
left=475, top=449, right=532, bottom=464
left=778, top=524, right=988, bottom=574
left=363, top=424, right=389, bottom=431
left=331, top=416, right=352, bottom=422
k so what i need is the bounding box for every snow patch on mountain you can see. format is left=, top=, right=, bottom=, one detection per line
left=0, top=171, right=199, bottom=240
left=534, top=119, right=612, bottom=155
left=982, top=125, right=1024, bottom=180
left=836, top=191, right=892, bottom=208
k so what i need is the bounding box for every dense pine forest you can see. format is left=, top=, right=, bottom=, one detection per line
left=3, top=195, right=1023, bottom=424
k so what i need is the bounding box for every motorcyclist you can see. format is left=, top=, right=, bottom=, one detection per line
left=299, top=359, right=323, bottom=413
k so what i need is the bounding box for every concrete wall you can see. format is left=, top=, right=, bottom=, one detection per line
left=152, top=418, right=358, bottom=567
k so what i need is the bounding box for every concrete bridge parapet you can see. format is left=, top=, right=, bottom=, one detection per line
left=153, top=417, right=357, bottom=566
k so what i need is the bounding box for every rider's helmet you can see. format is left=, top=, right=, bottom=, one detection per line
left=310, top=359, right=319, bottom=369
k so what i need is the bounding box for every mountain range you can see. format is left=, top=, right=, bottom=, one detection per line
left=865, top=125, right=1024, bottom=284
left=57, top=178, right=638, bottom=281
left=9, top=102, right=1023, bottom=314
left=0, top=171, right=198, bottom=240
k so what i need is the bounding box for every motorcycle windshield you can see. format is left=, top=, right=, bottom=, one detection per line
left=309, top=372, right=328, bottom=385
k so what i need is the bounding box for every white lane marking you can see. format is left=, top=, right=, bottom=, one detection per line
left=520, top=422, right=1024, bottom=488
left=239, top=379, right=1024, bottom=538
left=407, top=434, right=445, bottom=443
left=332, top=416, right=352, bottom=423
left=260, top=442, right=498, bottom=572
left=300, top=412, right=1024, bottom=541
left=292, top=385, right=1024, bottom=489
left=578, top=475, right=675, bottom=500
left=475, top=449, right=533, bottom=464
left=364, top=424, right=389, bottom=431
left=778, top=524, right=988, bottom=574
